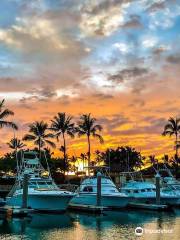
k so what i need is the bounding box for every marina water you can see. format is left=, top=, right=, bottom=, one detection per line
left=0, top=209, right=179, bottom=240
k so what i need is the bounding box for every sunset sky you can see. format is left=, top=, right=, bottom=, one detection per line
left=0, top=0, right=180, bottom=158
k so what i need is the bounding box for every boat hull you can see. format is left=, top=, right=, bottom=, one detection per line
left=129, top=196, right=180, bottom=206
left=6, top=193, right=73, bottom=211
left=69, top=193, right=129, bottom=209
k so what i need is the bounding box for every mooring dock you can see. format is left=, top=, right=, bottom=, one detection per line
left=128, top=202, right=170, bottom=211
left=68, top=204, right=108, bottom=213
left=0, top=206, right=35, bottom=217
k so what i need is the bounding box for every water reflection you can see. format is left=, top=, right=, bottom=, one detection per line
left=0, top=209, right=179, bottom=240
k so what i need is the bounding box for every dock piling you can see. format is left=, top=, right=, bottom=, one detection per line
left=97, top=172, right=102, bottom=206
left=22, top=173, right=29, bottom=209
left=155, top=173, right=161, bottom=205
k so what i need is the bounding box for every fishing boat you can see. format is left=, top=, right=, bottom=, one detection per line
left=6, top=151, right=75, bottom=212
left=119, top=172, right=180, bottom=206
left=163, top=176, right=180, bottom=191
left=156, top=164, right=180, bottom=192
left=157, top=165, right=180, bottom=205
left=69, top=167, right=130, bottom=209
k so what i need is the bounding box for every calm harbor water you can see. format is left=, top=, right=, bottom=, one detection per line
left=0, top=209, right=179, bottom=240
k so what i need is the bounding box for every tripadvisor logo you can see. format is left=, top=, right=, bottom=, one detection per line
left=135, top=227, right=144, bottom=236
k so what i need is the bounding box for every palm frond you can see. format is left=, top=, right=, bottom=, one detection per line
left=34, top=139, right=45, bottom=147
left=163, top=117, right=180, bottom=136
left=93, top=133, right=104, bottom=144
left=44, top=133, right=54, bottom=139
left=0, top=109, right=14, bottom=119
left=45, top=140, right=56, bottom=148
left=23, top=134, right=36, bottom=141
left=7, top=138, right=25, bottom=149
left=0, top=99, right=5, bottom=110
left=0, top=121, right=18, bottom=130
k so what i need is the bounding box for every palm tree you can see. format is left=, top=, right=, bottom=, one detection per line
left=7, top=138, right=25, bottom=171
left=148, top=155, right=157, bottom=168
left=0, top=99, right=18, bottom=130
left=79, top=153, right=88, bottom=170
left=162, top=117, right=180, bottom=158
left=77, top=113, right=104, bottom=175
left=23, top=121, right=55, bottom=158
left=7, top=138, right=25, bottom=151
left=50, top=112, right=75, bottom=173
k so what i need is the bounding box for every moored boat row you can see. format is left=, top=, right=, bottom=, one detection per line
left=3, top=151, right=180, bottom=212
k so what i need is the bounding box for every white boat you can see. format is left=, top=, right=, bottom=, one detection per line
left=119, top=172, right=180, bottom=206
left=158, top=166, right=180, bottom=193
left=153, top=163, right=180, bottom=191
left=163, top=176, right=180, bottom=191
left=154, top=164, right=180, bottom=205
left=69, top=168, right=130, bottom=209
left=6, top=151, right=75, bottom=212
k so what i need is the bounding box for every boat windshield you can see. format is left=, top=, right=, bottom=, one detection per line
left=24, top=153, right=37, bottom=159
left=29, top=180, right=57, bottom=189
left=83, top=186, right=93, bottom=192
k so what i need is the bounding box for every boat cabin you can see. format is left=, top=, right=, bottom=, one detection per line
left=119, top=181, right=156, bottom=195
left=28, top=179, right=56, bottom=189
left=79, top=176, right=120, bottom=194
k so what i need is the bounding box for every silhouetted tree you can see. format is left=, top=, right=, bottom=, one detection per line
left=79, top=153, right=88, bottom=170
left=0, top=99, right=18, bottom=130
left=162, top=117, right=180, bottom=159
left=7, top=138, right=25, bottom=151
left=77, top=113, right=104, bottom=175
left=50, top=112, right=75, bottom=174
left=101, top=146, right=143, bottom=173
left=23, top=121, right=55, bottom=158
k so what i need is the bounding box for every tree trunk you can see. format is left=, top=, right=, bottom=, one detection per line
left=175, top=133, right=178, bottom=178
left=87, top=135, right=91, bottom=176
left=38, top=138, right=41, bottom=160
left=62, top=133, right=66, bottom=175
left=175, top=133, right=178, bottom=157
left=82, top=157, right=84, bottom=170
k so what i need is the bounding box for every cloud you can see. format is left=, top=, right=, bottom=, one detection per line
left=120, top=67, right=149, bottom=77
left=122, top=14, right=143, bottom=28
left=79, top=0, right=131, bottom=36
left=21, top=86, right=58, bottom=103
left=27, top=86, right=57, bottom=98
left=108, top=72, right=124, bottom=83
left=99, top=114, right=129, bottom=133
left=166, top=55, right=180, bottom=64
left=0, top=6, right=88, bottom=97
left=106, top=66, right=150, bottom=94
left=129, top=98, right=146, bottom=107
left=142, top=36, right=158, bottom=48
left=111, top=117, right=167, bottom=136
left=146, top=1, right=166, bottom=13
left=152, top=45, right=170, bottom=55
left=92, top=93, right=114, bottom=100
left=113, top=42, right=132, bottom=54
left=108, top=67, right=149, bottom=83
left=147, top=1, right=180, bottom=30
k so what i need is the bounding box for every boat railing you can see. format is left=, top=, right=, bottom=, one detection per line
left=60, top=184, right=79, bottom=192
left=58, top=184, right=79, bottom=192
left=7, top=180, right=20, bottom=197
